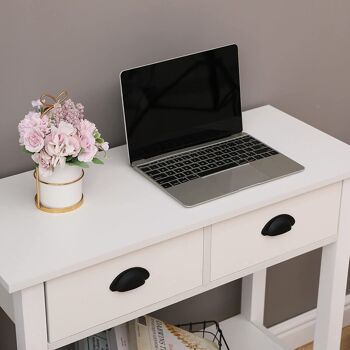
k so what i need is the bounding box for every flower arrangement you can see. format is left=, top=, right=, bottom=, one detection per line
left=18, top=92, right=109, bottom=177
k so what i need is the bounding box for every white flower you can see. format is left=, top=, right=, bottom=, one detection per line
left=31, top=99, right=42, bottom=108
left=101, top=142, right=109, bottom=151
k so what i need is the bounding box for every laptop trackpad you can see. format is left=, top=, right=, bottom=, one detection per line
left=167, top=165, right=269, bottom=207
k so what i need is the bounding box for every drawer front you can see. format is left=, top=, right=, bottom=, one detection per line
left=46, top=229, right=203, bottom=342
left=211, top=183, right=341, bottom=281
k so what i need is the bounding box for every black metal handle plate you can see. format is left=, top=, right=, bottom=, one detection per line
left=261, top=214, right=295, bottom=236
left=110, top=267, right=150, bottom=292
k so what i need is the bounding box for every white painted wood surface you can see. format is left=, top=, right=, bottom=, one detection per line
left=46, top=229, right=203, bottom=342
left=13, top=284, right=47, bottom=350
left=241, top=270, right=267, bottom=325
left=211, top=183, right=341, bottom=280
left=314, top=179, right=350, bottom=349
left=1, top=105, right=350, bottom=293
left=45, top=233, right=336, bottom=350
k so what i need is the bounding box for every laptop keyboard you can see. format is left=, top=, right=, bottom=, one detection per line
left=138, top=135, right=279, bottom=189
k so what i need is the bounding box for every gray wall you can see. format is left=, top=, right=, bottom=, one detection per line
left=1, top=0, right=350, bottom=349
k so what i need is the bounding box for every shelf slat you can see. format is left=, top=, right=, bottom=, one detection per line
left=218, top=315, right=291, bottom=350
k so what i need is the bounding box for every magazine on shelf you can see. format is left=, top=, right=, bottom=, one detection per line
left=76, top=323, right=129, bottom=350
left=128, top=315, right=218, bottom=350
left=76, top=316, right=218, bottom=350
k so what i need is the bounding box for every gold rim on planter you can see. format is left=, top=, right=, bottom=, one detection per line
left=34, top=168, right=84, bottom=213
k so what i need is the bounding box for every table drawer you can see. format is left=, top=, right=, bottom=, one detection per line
left=211, top=183, right=341, bottom=281
left=46, top=229, right=203, bottom=342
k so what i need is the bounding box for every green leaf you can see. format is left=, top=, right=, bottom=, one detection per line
left=21, top=146, right=33, bottom=155
left=92, top=157, right=104, bottom=165
left=96, top=138, right=104, bottom=144
left=68, top=159, right=89, bottom=168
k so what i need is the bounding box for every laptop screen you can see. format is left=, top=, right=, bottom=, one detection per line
left=120, top=44, right=242, bottom=163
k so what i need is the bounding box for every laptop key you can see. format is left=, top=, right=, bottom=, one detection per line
left=252, top=144, right=264, bottom=150
left=162, top=183, right=171, bottom=188
left=170, top=180, right=180, bottom=186
left=146, top=169, right=159, bottom=176
left=255, top=147, right=271, bottom=154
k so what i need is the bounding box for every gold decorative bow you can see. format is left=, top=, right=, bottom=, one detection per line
left=39, top=90, right=68, bottom=116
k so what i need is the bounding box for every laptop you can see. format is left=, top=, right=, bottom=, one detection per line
left=120, top=44, right=304, bottom=207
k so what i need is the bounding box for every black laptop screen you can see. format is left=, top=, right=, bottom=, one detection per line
left=120, top=44, right=242, bottom=163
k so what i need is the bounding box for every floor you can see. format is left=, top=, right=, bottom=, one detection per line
left=297, top=326, right=350, bottom=350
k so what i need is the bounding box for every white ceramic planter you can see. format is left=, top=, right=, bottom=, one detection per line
left=35, top=165, right=84, bottom=212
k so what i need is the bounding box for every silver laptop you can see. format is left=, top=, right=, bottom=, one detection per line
left=120, top=44, right=304, bottom=207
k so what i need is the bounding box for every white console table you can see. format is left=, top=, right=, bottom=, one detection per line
left=1, top=105, right=350, bottom=350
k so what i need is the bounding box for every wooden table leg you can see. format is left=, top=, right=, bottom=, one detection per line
left=314, top=179, right=350, bottom=350
left=13, top=284, right=48, bottom=350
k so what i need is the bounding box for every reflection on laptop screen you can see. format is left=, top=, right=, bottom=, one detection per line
left=121, top=44, right=242, bottom=163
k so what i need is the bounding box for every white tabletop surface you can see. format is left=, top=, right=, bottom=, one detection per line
left=1, top=105, right=350, bottom=293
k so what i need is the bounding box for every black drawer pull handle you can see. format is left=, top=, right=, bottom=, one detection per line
left=261, top=214, right=295, bottom=236
left=110, top=267, right=150, bottom=292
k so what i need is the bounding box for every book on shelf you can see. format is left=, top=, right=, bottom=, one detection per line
left=76, top=331, right=109, bottom=350
left=76, top=315, right=218, bottom=350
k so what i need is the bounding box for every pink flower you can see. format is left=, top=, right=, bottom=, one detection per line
left=79, top=119, right=96, bottom=134
left=56, top=121, right=75, bottom=136
left=67, top=135, right=81, bottom=157
left=45, top=121, right=81, bottom=166
left=23, top=130, right=45, bottom=153
left=32, top=150, right=53, bottom=177
left=51, top=99, right=84, bottom=128
left=78, top=129, right=97, bottom=162
left=78, top=144, right=97, bottom=162
left=18, top=111, right=49, bottom=144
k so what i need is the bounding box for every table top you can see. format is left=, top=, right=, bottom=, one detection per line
left=1, top=105, right=350, bottom=293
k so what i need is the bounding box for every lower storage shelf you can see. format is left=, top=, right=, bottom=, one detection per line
left=217, top=315, right=291, bottom=350
left=64, top=314, right=290, bottom=350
